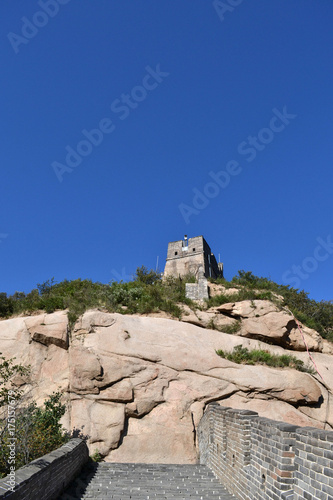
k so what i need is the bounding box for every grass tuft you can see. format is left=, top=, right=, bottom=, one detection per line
left=216, top=345, right=314, bottom=373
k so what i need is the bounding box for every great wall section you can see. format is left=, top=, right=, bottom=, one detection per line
left=1, top=236, right=333, bottom=499
left=1, top=404, right=333, bottom=499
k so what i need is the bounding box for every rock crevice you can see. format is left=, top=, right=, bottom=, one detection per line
left=1, top=308, right=332, bottom=463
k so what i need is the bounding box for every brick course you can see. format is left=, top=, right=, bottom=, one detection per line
left=2, top=408, right=333, bottom=499
left=0, top=439, right=88, bottom=500
left=198, top=404, right=333, bottom=500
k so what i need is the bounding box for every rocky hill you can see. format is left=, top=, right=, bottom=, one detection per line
left=1, top=287, right=333, bottom=464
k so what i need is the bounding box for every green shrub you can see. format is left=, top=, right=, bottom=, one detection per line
left=134, top=266, right=161, bottom=285
left=220, top=320, right=241, bottom=334
left=2, top=268, right=332, bottom=341
left=0, top=355, right=30, bottom=408
left=90, top=450, right=103, bottom=462
left=207, top=288, right=274, bottom=308
left=209, top=270, right=333, bottom=342
left=0, top=269, right=196, bottom=327
left=0, top=355, right=70, bottom=478
left=0, top=392, right=69, bottom=477
left=216, top=345, right=314, bottom=373
left=0, top=294, right=14, bottom=318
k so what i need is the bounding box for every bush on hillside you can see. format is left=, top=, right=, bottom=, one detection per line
left=0, top=354, right=29, bottom=408
left=231, top=271, right=333, bottom=341
left=0, top=293, right=14, bottom=317
left=216, top=345, right=314, bottom=373
left=0, top=355, right=69, bottom=478
left=0, top=391, right=69, bottom=477
left=0, top=268, right=332, bottom=341
left=0, top=269, right=194, bottom=327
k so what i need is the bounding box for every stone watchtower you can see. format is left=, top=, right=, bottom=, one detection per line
left=164, top=235, right=223, bottom=280
left=163, top=236, right=223, bottom=301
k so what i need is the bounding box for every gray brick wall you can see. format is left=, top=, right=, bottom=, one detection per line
left=185, top=276, right=209, bottom=300
left=249, top=418, right=297, bottom=500
left=0, top=439, right=89, bottom=500
left=198, top=403, right=333, bottom=500
left=294, top=427, right=333, bottom=500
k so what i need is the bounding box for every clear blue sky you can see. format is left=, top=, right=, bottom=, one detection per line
left=1, top=0, right=333, bottom=301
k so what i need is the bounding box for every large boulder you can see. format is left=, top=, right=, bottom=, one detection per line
left=25, top=311, right=69, bottom=349
left=180, top=304, right=236, bottom=330
left=214, top=300, right=324, bottom=351
left=215, top=299, right=278, bottom=318
left=288, top=323, right=324, bottom=352
left=0, top=310, right=331, bottom=464
left=220, top=393, right=324, bottom=428
left=239, top=311, right=295, bottom=344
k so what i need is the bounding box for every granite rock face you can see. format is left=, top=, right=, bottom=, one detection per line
left=207, top=299, right=328, bottom=352
left=0, top=309, right=332, bottom=463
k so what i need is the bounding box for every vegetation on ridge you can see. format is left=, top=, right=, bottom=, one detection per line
left=216, top=345, right=314, bottom=373
left=0, top=354, right=69, bottom=478
left=0, top=267, right=193, bottom=328
left=0, top=268, right=332, bottom=341
left=1, top=268, right=330, bottom=476
left=209, top=270, right=333, bottom=342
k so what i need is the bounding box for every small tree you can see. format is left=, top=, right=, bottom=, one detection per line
left=0, top=391, right=68, bottom=477
left=0, top=354, right=29, bottom=408
left=134, top=266, right=161, bottom=285
left=0, top=354, right=68, bottom=477
left=0, top=294, right=13, bottom=318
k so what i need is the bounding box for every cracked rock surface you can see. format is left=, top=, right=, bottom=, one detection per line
left=0, top=309, right=332, bottom=463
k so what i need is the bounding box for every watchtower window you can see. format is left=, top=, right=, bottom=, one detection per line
left=193, top=248, right=196, bottom=252
left=175, top=251, right=178, bottom=255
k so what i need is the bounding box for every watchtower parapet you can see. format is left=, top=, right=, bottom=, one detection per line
left=164, top=235, right=223, bottom=280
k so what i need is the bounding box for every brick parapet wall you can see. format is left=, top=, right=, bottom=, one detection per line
left=0, top=439, right=89, bottom=500
left=294, top=427, right=333, bottom=500
left=249, top=418, right=297, bottom=500
left=198, top=404, right=333, bottom=500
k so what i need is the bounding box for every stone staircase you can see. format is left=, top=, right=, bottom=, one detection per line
left=58, top=463, right=235, bottom=499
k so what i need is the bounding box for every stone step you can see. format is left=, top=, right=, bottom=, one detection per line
left=58, top=463, right=235, bottom=500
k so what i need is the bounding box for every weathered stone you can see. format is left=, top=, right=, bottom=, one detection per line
left=288, top=324, right=323, bottom=351
left=25, top=311, right=69, bottom=349
left=322, top=340, right=333, bottom=354
left=109, top=403, right=198, bottom=464
left=180, top=304, right=204, bottom=327
left=73, top=310, right=116, bottom=335
left=216, top=300, right=278, bottom=318
left=208, top=282, right=240, bottom=298
left=221, top=393, right=324, bottom=428
left=240, top=311, right=295, bottom=343
left=92, top=380, right=133, bottom=403
left=190, top=401, right=205, bottom=428
left=70, top=398, right=125, bottom=456
left=0, top=308, right=331, bottom=463
left=205, top=362, right=321, bottom=404
left=69, top=346, right=102, bottom=394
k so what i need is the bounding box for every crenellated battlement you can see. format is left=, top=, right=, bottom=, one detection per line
left=198, top=403, right=333, bottom=500
left=164, top=235, right=223, bottom=280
